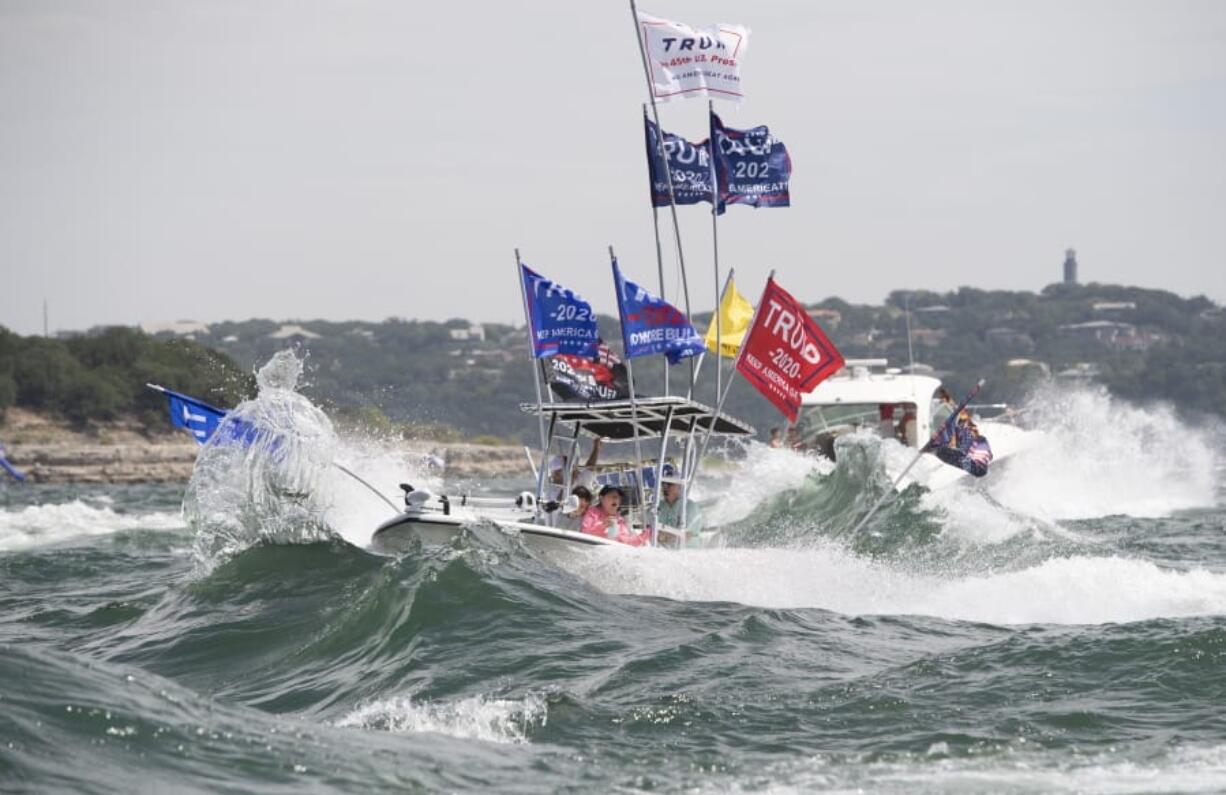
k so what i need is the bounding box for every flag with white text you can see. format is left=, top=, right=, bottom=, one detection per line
left=150, top=385, right=265, bottom=448
left=520, top=263, right=600, bottom=359
left=548, top=341, right=630, bottom=402
left=735, top=278, right=843, bottom=422
left=613, top=260, right=706, bottom=364
left=711, top=112, right=791, bottom=211
left=644, top=116, right=713, bottom=207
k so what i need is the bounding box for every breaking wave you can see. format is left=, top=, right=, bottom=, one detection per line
left=183, top=351, right=339, bottom=567
left=0, top=500, right=183, bottom=552
left=561, top=545, right=1226, bottom=626
left=336, top=692, right=547, bottom=744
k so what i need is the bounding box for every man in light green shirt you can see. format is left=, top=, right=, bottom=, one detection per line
left=656, top=478, right=704, bottom=548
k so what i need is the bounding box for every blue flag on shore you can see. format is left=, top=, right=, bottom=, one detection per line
left=711, top=112, right=792, bottom=211
left=520, top=263, right=599, bottom=359
left=612, top=259, right=705, bottom=364
left=644, top=116, right=715, bottom=208
left=0, top=441, right=26, bottom=482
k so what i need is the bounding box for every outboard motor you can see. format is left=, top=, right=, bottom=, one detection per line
left=400, top=483, right=448, bottom=515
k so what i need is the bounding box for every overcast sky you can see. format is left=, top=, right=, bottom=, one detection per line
left=2, top=0, right=1224, bottom=336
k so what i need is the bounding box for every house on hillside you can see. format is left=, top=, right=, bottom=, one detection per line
left=1006, top=358, right=1051, bottom=376
left=1056, top=362, right=1100, bottom=382
left=1092, top=301, right=1136, bottom=313
left=269, top=324, right=321, bottom=341
left=909, top=328, right=946, bottom=346
left=448, top=324, right=485, bottom=342
left=808, top=308, right=842, bottom=328
left=1058, top=320, right=1158, bottom=351
left=140, top=320, right=211, bottom=338
left=985, top=327, right=1035, bottom=351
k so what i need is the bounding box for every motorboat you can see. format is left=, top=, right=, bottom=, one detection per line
left=371, top=396, right=755, bottom=555
left=794, top=359, right=1034, bottom=491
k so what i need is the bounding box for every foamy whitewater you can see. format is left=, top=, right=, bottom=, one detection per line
left=3, top=370, right=1223, bottom=792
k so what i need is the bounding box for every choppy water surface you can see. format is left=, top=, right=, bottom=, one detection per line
left=2, top=377, right=1225, bottom=793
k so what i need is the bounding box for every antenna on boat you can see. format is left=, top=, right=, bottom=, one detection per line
left=904, top=292, right=915, bottom=373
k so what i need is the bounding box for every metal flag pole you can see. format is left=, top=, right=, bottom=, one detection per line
left=610, top=246, right=649, bottom=540
left=644, top=104, right=671, bottom=398
left=515, top=248, right=551, bottom=513
left=690, top=270, right=774, bottom=490
left=709, top=265, right=735, bottom=402
left=708, top=100, right=723, bottom=410
left=629, top=0, right=695, bottom=398
left=847, top=379, right=986, bottom=536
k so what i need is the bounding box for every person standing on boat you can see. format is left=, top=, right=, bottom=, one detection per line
left=767, top=427, right=784, bottom=448
left=932, top=411, right=993, bottom=478
left=548, top=439, right=603, bottom=499
left=898, top=405, right=919, bottom=448
left=876, top=405, right=897, bottom=439
left=930, top=388, right=956, bottom=436
left=580, top=485, right=646, bottom=546
left=655, top=475, right=704, bottom=548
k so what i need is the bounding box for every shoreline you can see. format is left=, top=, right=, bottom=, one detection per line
left=0, top=408, right=528, bottom=484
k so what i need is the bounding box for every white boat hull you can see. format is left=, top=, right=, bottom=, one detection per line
left=370, top=509, right=624, bottom=556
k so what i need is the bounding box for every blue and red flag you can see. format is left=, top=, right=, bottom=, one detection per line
left=612, top=260, right=705, bottom=364
left=711, top=112, right=792, bottom=212
left=644, top=115, right=714, bottom=208
left=520, top=263, right=599, bottom=359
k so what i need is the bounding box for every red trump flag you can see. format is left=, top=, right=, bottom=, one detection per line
left=735, top=277, right=844, bottom=422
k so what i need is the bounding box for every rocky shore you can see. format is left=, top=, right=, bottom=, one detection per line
left=0, top=408, right=528, bottom=484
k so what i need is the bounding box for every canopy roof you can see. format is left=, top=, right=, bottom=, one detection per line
left=520, top=396, right=755, bottom=441
left=801, top=371, right=942, bottom=408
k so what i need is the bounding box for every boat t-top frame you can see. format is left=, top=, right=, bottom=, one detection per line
left=521, top=396, right=755, bottom=544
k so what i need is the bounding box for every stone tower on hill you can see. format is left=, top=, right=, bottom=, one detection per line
left=1063, top=248, right=1078, bottom=285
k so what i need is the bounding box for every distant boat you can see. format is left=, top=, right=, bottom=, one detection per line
left=794, top=359, right=1035, bottom=491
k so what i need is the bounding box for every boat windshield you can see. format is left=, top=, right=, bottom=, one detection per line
left=798, top=401, right=921, bottom=456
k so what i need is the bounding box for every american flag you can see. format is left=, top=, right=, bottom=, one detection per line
left=967, top=437, right=993, bottom=467
left=594, top=340, right=622, bottom=368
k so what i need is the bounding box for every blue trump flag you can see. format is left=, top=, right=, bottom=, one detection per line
left=612, top=259, right=706, bottom=364
left=520, top=263, right=599, bottom=359
left=160, top=387, right=227, bottom=443
left=150, top=385, right=262, bottom=447
left=644, top=115, right=714, bottom=208
left=711, top=111, right=792, bottom=211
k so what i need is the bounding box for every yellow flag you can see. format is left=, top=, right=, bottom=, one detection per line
left=703, top=278, right=755, bottom=358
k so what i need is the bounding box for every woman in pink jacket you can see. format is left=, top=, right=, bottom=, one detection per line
left=580, top=485, right=647, bottom=546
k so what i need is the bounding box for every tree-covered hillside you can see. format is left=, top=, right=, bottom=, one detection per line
left=191, top=281, right=1226, bottom=440
left=0, top=326, right=252, bottom=430
left=4, top=280, right=1222, bottom=442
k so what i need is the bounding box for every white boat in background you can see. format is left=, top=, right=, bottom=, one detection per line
left=371, top=396, right=755, bottom=556
left=795, top=359, right=1035, bottom=491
